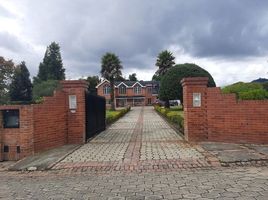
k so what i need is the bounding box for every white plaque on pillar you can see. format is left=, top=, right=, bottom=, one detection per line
left=69, top=95, right=77, bottom=109
left=193, top=93, right=201, bottom=107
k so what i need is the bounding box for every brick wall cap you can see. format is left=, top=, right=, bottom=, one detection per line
left=60, top=80, right=88, bottom=89
left=181, top=77, right=209, bottom=87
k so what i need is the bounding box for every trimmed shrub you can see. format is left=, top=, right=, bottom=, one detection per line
left=106, top=106, right=131, bottom=124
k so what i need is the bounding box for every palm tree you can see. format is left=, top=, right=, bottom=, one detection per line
left=101, top=52, right=123, bottom=110
left=155, top=50, right=175, bottom=76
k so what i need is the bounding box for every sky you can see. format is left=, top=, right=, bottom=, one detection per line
left=0, top=0, right=268, bottom=86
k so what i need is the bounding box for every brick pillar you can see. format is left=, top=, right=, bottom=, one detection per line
left=61, top=80, right=88, bottom=144
left=181, top=77, right=209, bottom=142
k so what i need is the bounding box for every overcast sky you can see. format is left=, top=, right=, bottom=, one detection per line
left=0, top=0, right=268, bottom=86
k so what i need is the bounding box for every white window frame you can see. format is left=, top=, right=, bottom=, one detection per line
left=119, top=85, right=126, bottom=94
left=103, top=85, right=110, bottom=95
left=134, top=86, right=141, bottom=94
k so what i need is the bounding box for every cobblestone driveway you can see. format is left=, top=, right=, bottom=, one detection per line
left=54, top=107, right=213, bottom=172
left=1, top=167, right=268, bottom=199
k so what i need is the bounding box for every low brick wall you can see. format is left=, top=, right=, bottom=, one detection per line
left=0, top=80, right=88, bottom=161
left=182, top=77, right=268, bottom=144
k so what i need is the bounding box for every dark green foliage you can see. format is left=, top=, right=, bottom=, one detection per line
left=9, top=62, right=32, bottom=102
left=239, top=89, right=268, bottom=100
left=34, top=42, right=65, bottom=83
left=262, top=82, right=268, bottom=91
left=32, top=80, right=60, bottom=102
left=85, top=76, right=101, bottom=94
left=114, top=75, right=125, bottom=81
left=106, top=106, right=131, bottom=124
left=152, top=74, right=161, bottom=81
left=222, top=82, right=268, bottom=100
left=101, top=52, right=123, bottom=110
left=128, top=73, right=137, bottom=81
left=155, top=50, right=175, bottom=76
left=159, top=63, right=216, bottom=105
left=0, top=56, right=15, bottom=104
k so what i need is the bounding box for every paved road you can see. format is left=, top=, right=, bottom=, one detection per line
left=1, top=107, right=268, bottom=199
left=54, top=107, right=214, bottom=172
left=1, top=166, right=268, bottom=199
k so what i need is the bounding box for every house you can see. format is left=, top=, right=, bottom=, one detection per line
left=96, top=80, right=160, bottom=107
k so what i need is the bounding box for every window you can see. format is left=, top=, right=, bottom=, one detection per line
left=134, top=86, right=141, bottom=94
left=103, top=85, right=111, bottom=95
left=147, top=87, right=152, bottom=94
left=119, top=86, right=126, bottom=94
left=3, top=110, right=19, bottom=128
left=4, top=145, right=9, bottom=153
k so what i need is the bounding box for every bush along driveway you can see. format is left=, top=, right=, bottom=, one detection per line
left=106, top=106, right=131, bottom=125
left=154, top=105, right=184, bottom=134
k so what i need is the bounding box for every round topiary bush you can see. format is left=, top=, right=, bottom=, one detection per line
left=159, top=63, right=216, bottom=104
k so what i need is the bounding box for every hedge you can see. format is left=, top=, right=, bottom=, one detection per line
left=106, top=106, right=131, bottom=125
left=154, top=105, right=184, bottom=133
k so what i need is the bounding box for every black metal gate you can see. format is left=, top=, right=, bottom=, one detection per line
left=85, top=92, right=106, bottom=140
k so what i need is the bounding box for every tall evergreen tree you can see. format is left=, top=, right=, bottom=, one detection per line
left=0, top=56, right=15, bottom=104
left=128, top=73, right=137, bottom=81
left=35, top=42, right=65, bottom=83
left=101, top=52, right=123, bottom=110
left=153, top=50, right=175, bottom=80
left=10, top=61, right=32, bottom=102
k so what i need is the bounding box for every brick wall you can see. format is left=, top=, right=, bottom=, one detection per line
left=0, top=80, right=88, bottom=161
left=182, top=77, right=268, bottom=144
left=0, top=105, right=34, bottom=161
left=33, top=90, right=67, bottom=153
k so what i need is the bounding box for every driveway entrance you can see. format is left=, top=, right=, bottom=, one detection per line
left=54, top=107, right=213, bottom=172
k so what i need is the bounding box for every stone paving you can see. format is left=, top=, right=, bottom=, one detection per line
left=54, top=107, right=214, bottom=171
left=1, top=106, right=268, bottom=199
left=0, top=166, right=268, bottom=199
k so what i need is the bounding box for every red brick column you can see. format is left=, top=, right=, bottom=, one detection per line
left=61, top=80, right=88, bottom=144
left=181, top=77, right=209, bottom=142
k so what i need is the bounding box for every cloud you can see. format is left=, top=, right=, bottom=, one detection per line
left=0, top=4, right=13, bottom=18
left=0, top=0, right=268, bottom=85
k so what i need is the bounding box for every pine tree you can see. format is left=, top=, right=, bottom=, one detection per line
left=0, top=56, right=15, bottom=104
left=10, top=61, right=32, bottom=102
left=35, top=42, right=65, bottom=83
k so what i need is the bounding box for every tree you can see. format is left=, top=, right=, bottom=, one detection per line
left=34, top=42, right=65, bottom=83
left=153, top=50, right=175, bottom=80
left=100, top=52, right=123, bottom=110
left=85, top=75, right=101, bottom=94
left=222, top=82, right=268, bottom=100
left=10, top=61, right=32, bottom=102
left=114, top=75, right=125, bottom=81
left=159, top=63, right=216, bottom=108
left=0, top=56, right=15, bottom=104
left=128, top=73, right=137, bottom=81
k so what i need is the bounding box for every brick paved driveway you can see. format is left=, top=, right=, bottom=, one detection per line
left=1, top=166, right=268, bottom=199
left=1, top=107, right=268, bottom=199
left=54, top=107, right=214, bottom=172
